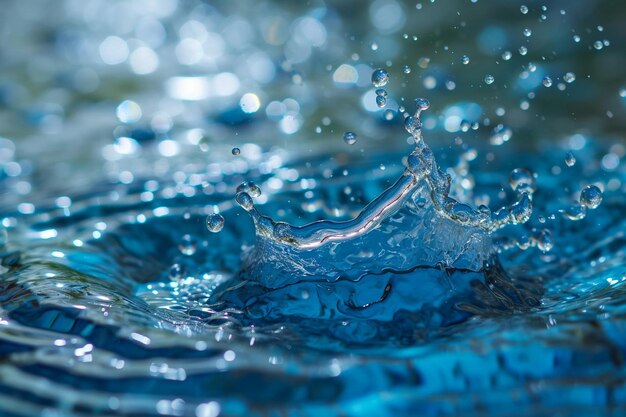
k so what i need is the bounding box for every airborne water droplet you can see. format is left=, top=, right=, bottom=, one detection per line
left=580, top=185, right=603, bottom=209
left=484, top=75, right=495, bottom=85
left=178, top=234, right=197, bottom=256
left=542, top=76, right=553, bottom=87
left=402, top=65, right=411, bottom=74
left=564, top=72, right=576, bottom=83
left=206, top=214, right=225, bottom=233
left=371, top=68, right=389, bottom=87
left=461, top=55, right=470, bottom=65
left=509, top=168, right=536, bottom=194
left=232, top=147, right=241, bottom=156
left=236, top=192, right=255, bottom=211
left=376, top=95, right=387, bottom=108
left=520, top=5, right=528, bottom=14
left=343, top=131, right=358, bottom=145
left=565, top=151, right=576, bottom=167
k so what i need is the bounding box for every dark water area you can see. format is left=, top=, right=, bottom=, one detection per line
left=1, top=1, right=626, bottom=416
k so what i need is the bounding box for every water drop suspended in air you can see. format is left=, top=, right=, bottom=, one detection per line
left=461, top=55, right=470, bottom=65
left=484, top=75, right=495, bottom=85
left=232, top=147, right=241, bottom=156
left=509, top=168, right=536, bottom=194
left=371, top=68, right=389, bottom=87
left=178, top=234, right=197, bottom=256
left=542, top=76, right=553, bottom=87
left=206, top=214, right=224, bottom=233
left=402, top=65, right=411, bottom=74
left=343, top=131, right=358, bottom=145
left=564, top=72, right=576, bottom=83
left=520, top=5, right=528, bottom=14
left=565, top=151, right=576, bottom=167
left=579, top=185, right=603, bottom=209
left=236, top=192, right=255, bottom=211
left=376, top=95, right=387, bottom=108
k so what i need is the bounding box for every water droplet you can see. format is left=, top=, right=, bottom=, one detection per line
left=376, top=95, right=387, bottom=108
left=169, top=263, right=184, bottom=280
left=490, top=124, right=512, bottom=145
left=414, top=98, right=430, bottom=111
left=402, top=65, right=411, bottom=74
left=565, top=151, right=576, bottom=167
left=501, top=51, right=512, bottom=61
left=236, top=192, right=254, bottom=211
left=537, top=229, right=553, bottom=252
left=542, top=76, right=553, bottom=87
left=484, top=75, right=495, bottom=85
left=509, top=168, right=536, bottom=194
left=460, top=120, right=471, bottom=132
left=520, top=5, right=528, bottom=14
left=519, top=46, right=528, bottom=55
left=371, top=68, right=389, bottom=87
left=178, top=234, right=197, bottom=256
left=232, top=147, right=241, bottom=156
left=404, top=116, right=421, bottom=135
left=383, top=109, right=395, bottom=120
left=343, top=131, right=358, bottom=145
left=563, top=72, right=576, bottom=83
left=573, top=35, right=581, bottom=43
left=461, top=55, right=470, bottom=65
left=580, top=185, right=603, bottom=209
left=206, top=214, right=224, bottom=233
left=523, top=28, right=532, bottom=37
left=375, top=88, right=388, bottom=97
left=237, top=181, right=262, bottom=197
left=593, top=40, right=603, bottom=50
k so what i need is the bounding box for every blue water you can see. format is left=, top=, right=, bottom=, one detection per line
left=1, top=1, right=626, bottom=416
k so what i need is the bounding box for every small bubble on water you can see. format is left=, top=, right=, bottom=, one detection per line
left=376, top=95, right=387, bottom=108
left=343, top=131, right=358, bottom=145
left=565, top=151, right=576, bottom=167
left=563, top=72, right=576, bottom=83
left=580, top=185, right=603, bottom=209
left=502, top=51, right=512, bottom=61
left=523, top=28, right=532, bottom=37
left=509, top=168, right=536, bottom=194
left=520, top=5, right=528, bottom=14
left=461, top=55, right=470, bottom=65
left=206, top=214, right=224, bottom=233
left=231, top=147, right=241, bottom=156
left=371, top=68, right=389, bottom=87
left=542, top=76, right=553, bottom=87
left=484, top=75, right=495, bottom=85
left=178, top=234, right=197, bottom=256
left=402, top=65, right=411, bottom=74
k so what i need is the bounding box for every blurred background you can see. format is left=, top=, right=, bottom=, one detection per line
left=0, top=0, right=624, bottom=208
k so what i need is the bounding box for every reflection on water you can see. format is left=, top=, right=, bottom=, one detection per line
left=1, top=1, right=626, bottom=416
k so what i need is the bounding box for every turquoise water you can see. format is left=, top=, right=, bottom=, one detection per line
left=1, top=1, right=626, bottom=416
